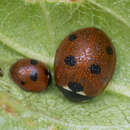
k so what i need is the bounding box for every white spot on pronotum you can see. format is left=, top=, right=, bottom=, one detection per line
left=63, top=86, right=86, bottom=96
left=77, top=91, right=86, bottom=96
left=63, top=86, right=72, bottom=91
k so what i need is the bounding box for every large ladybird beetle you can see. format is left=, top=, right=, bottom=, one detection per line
left=54, top=27, right=116, bottom=101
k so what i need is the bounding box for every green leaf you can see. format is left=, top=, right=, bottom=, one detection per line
left=0, top=0, right=130, bottom=129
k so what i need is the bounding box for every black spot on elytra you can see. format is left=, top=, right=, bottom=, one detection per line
left=106, top=46, right=113, bottom=55
left=68, top=82, right=83, bottom=93
left=21, top=81, right=25, bottom=85
left=30, top=59, right=38, bottom=65
left=69, top=34, right=77, bottom=41
left=90, top=64, right=101, bottom=74
left=30, top=70, right=38, bottom=81
left=64, top=56, right=76, bottom=66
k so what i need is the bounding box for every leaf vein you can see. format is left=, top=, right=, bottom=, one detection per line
left=0, top=33, right=50, bottom=64
left=87, top=0, right=130, bottom=27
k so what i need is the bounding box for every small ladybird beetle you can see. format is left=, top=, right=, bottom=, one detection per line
left=54, top=27, right=116, bottom=101
left=10, top=58, right=51, bottom=92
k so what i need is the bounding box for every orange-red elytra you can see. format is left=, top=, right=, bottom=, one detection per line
left=54, top=27, right=116, bottom=101
left=10, top=58, right=51, bottom=92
